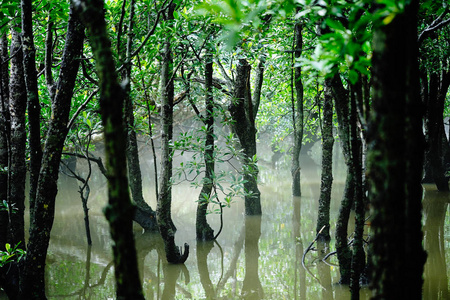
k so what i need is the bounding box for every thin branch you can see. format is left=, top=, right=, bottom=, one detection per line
left=418, top=8, right=450, bottom=44
left=67, top=88, right=99, bottom=130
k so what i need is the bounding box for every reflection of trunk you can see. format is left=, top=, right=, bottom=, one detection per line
left=229, top=59, right=261, bottom=215
left=423, top=187, right=449, bottom=299
left=316, top=83, right=334, bottom=242
left=196, top=51, right=215, bottom=241
left=241, top=216, right=264, bottom=299
left=293, top=196, right=306, bottom=300
left=368, top=2, right=426, bottom=298
left=20, top=5, right=85, bottom=298
left=197, top=241, right=215, bottom=298
left=328, top=74, right=353, bottom=284
left=8, top=28, right=27, bottom=247
left=317, top=242, right=333, bottom=300
left=422, top=71, right=450, bottom=191
left=291, top=20, right=304, bottom=197
left=75, top=1, right=144, bottom=299
left=120, top=0, right=157, bottom=231
left=157, top=4, right=189, bottom=264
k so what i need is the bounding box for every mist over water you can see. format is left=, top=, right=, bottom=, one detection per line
left=14, top=139, right=449, bottom=299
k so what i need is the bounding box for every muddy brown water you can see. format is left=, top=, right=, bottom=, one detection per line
left=4, top=149, right=449, bottom=299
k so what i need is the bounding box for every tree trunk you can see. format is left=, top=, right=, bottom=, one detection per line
left=0, top=33, right=9, bottom=251
left=368, top=1, right=427, bottom=298
left=229, top=59, right=261, bottom=215
left=328, top=73, right=354, bottom=284
left=20, top=5, right=85, bottom=298
left=196, top=50, right=215, bottom=241
left=157, top=3, right=189, bottom=264
left=21, top=0, right=42, bottom=215
left=316, top=82, right=334, bottom=242
left=350, top=83, right=365, bottom=299
left=422, top=71, right=450, bottom=191
left=74, top=0, right=145, bottom=299
left=120, top=0, right=158, bottom=231
left=8, top=28, right=27, bottom=248
left=291, top=20, right=304, bottom=197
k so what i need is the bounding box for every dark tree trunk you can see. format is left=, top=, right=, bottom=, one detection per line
left=0, top=33, right=9, bottom=251
left=291, top=20, right=304, bottom=197
left=350, top=83, right=365, bottom=299
left=157, top=3, right=189, bottom=264
left=328, top=73, right=354, bottom=285
left=368, top=1, right=427, bottom=298
left=422, top=70, right=450, bottom=191
left=21, top=0, right=42, bottom=214
left=19, top=5, right=85, bottom=299
left=8, top=28, right=27, bottom=248
left=229, top=59, right=261, bottom=215
left=316, top=83, right=334, bottom=242
left=119, top=0, right=157, bottom=231
left=74, top=0, right=145, bottom=299
left=196, top=50, right=215, bottom=241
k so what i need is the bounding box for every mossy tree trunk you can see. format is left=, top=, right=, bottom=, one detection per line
left=20, top=4, right=85, bottom=298
left=157, top=3, right=189, bottom=264
left=74, top=0, right=145, bottom=298
left=316, top=82, right=334, bottom=242
left=21, top=0, right=42, bottom=216
left=291, top=20, right=304, bottom=197
left=8, top=28, right=27, bottom=248
left=229, top=59, right=261, bottom=215
left=328, top=73, right=354, bottom=284
left=196, top=50, right=215, bottom=241
left=0, top=33, right=9, bottom=251
left=368, top=1, right=427, bottom=298
left=119, top=0, right=157, bottom=231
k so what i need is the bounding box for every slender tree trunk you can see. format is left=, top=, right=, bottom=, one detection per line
left=8, top=28, right=27, bottom=248
left=21, top=0, right=42, bottom=215
left=328, top=73, right=354, bottom=284
left=229, top=59, right=261, bottom=215
left=20, top=5, right=85, bottom=298
left=316, top=83, right=334, bottom=242
left=157, top=3, right=189, bottom=263
left=74, top=0, right=145, bottom=298
left=291, top=20, right=304, bottom=197
left=0, top=33, right=9, bottom=251
left=120, top=0, right=157, bottom=231
left=368, top=1, right=426, bottom=298
left=350, top=84, right=365, bottom=299
left=196, top=50, right=215, bottom=241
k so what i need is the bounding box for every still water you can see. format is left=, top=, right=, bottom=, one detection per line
left=17, top=149, right=450, bottom=299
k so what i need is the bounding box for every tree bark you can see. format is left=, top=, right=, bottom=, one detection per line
left=8, top=28, right=27, bottom=247
left=291, top=20, right=304, bottom=197
left=328, top=73, right=354, bottom=284
left=368, top=1, right=427, bottom=298
left=316, top=82, right=334, bottom=242
left=21, top=0, right=42, bottom=214
left=157, top=3, right=189, bottom=264
left=0, top=33, right=9, bottom=251
left=229, top=59, right=261, bottom=215
left=20, top=4, right=85, bottom=298
left=120, top=0, right=158, bottom=231
left=74, top=0, right=145, bottom=298
left=422, top=70, right=450, bottom=191
left=196, top=50, right=215, bottom=241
